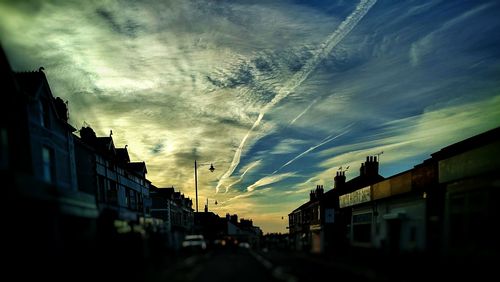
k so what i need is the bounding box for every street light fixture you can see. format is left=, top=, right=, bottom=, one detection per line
left=194, top=160, right=215, bottom=212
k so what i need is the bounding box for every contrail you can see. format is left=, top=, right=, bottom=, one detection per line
left=289, top=98, right=318, bottom=126
left=216, top=113, right=263, bottom=193
left=215, top=0, right=377, bottom=193
left=224, top=160, right=261, bottom=193
left=272, top=123, right=354, bottom=175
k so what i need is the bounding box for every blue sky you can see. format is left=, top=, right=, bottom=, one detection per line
left=1, top=0, right=499, bottom=233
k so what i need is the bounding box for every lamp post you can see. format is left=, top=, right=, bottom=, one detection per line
left=194, top=160, right=215, bottom=213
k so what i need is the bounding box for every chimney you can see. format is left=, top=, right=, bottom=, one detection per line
left=230, top=214, right=238, bottom=224
left=80, top=126, right=97, bottom=144
left=310, top=190, right=316, bottom=201
left=54, top=97, right=69, bottom=122
left=363, top=156, right=379, bottom=177
left=315, top=185, right=324, bottom=198
left=360, top=163, right=365, bottom=176
left=334, top=171, right=346, bottom=189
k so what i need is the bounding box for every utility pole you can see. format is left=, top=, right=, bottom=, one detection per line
left=194, top=160, right=198, bottom=212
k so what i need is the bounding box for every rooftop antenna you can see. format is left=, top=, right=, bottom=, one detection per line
left=338, top=165, right=349, bottom=173
left=375, top=151, right=384, bottom=162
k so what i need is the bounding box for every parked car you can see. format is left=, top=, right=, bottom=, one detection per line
left=238, top=242, right=251, bottom=249
left=182, top=235, right=207, bottom=251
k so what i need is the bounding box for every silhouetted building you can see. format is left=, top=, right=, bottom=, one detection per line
left=289, top=156, right=384, bottom=254
left=288, top=185, right=325, bottom=252
left=75, top=126, right=153, bottom=253
left=194, top=211, right=228, bottom=245
left=227, top=216, right=262, bottom=249
left=431, top=127, right=500, bottom=263
left=193, top=211, right=262, bottom=249
left=288, top=127, right=500, bottom=274
left=150, top=186, right=194, bottom=250
left=336, top=128, right=500, bottom=260
left=2, top=49, right=98, bottom=277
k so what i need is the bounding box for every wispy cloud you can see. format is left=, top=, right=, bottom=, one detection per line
left=216, top=0, right=377, bottom=191
left=410, top=2, right=494, bottom=67
left=2, top=0, right=499, bottom=233
left=319, top=95, right=500, bottom=179
left=223, top=159, right=262, bottom=193
left=247, top=172, right=296, bottom=192
left=270, top=139, right=309, bottom=155
left=272, top=123, right=354, bottom=174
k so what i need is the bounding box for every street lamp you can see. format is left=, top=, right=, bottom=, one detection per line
left=194, top=160, right=215, bottom=212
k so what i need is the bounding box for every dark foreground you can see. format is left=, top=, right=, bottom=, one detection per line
left=129, top=248, right=498, bottom=282
left=6, top=247, right=496, bottom=282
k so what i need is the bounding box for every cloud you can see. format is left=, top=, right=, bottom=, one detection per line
left=319, top=95, right=500, bottom=178
left=224, top=159, right=262, bottom=193
left=270, top=139, right=309, bottom=155
left=247, top=172, right=296, bottom=192
left=216, top=0, right=378, bottom=191
left=2, top=0, right=500, bottom=234
left=289, top=98, right=318, bottom=125
left=409, top=2, right=493, bottom=67
left=272, top=123, right=354, bottom=174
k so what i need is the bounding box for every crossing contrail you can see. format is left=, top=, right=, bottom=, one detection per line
left=272, top=123, right=354, bottom=175
left=224, top=160, right=262, bottom=193
left=215, top=0, right=377, bottom=193
left=289, top=98, right=318, bottom=126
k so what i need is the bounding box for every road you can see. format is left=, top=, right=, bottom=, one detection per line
left=130, top=247, right=496, bottom=282
left=145, top=248, right=278, bottom=282
left=142, top=247, right=385, bottom=282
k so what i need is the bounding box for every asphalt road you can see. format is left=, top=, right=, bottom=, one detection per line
left=143, top=247, right=496, bottom=282
left=146, top=248, right=279, bottom=282
left=143, top=248, right=383, bottom=282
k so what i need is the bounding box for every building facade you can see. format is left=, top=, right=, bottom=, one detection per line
left=150, top=186, right=194, bottom=250
left=2, top=51, right=98, bottom=276
left=288, top=127, right=500, bottom=265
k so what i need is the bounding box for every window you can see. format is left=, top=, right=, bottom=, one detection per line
left=40, top=99, right=51, bottom=128
left=97, top=175, right=106, bottom=202
left=0, top=128, right=7, bottom=169
left=129, top=190, right=137, bottom=210
left=42, top=146, right=55, bottom=183
left=138, top=194, right=143, bottom=211
left=352, top=212, right=372, bottom=244
left=107, top=180, right=118, bottom=205
left=125, top=188, right=130, bottom=208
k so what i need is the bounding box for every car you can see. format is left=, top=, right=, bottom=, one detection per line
left=182, top=234, right=207, bottom=251
left=238, top=242, right=251, bottom=249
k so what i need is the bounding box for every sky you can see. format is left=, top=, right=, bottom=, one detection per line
left=1, top=0, right=500, bottom=233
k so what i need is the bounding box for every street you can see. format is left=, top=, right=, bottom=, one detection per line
left=142, top=248, right=385, bottom=282
left=146, top=248, right=277, bottom=282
